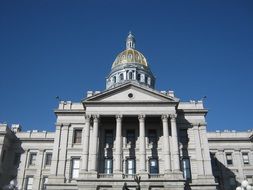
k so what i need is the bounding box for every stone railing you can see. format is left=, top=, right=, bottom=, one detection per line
left=98, top=173, right=114, bottom=178
left=123, top=174, right=136, bottom=179
left=148, top=174, right=164, bottom=178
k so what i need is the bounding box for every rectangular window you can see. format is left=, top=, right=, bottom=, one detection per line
left=226, top=153, right=233, bottom=165
left=45, top=153, right=52, bottom=166
left=126, top=130, right=135, bottom=146
left=148, top=130, right=157, bottom=145
left=42, top=176, right=48, bottom=190
left=13, top=153, right=21, bottom=166
left=246, top=176, right=253, bottom=185
left=242, top=152, right=250, bottom=165
left=149, top=158, right=159, bottom=174
left=182, top=158, right=191, bottom=180
left=105, top=130, right=113, bottom=146
left=71, top=158, right=80, bottom=179
left=104, top=158, right=113, bottom=174
left=126, top=158, right=136, bottom=175
left=25, top=176, right=33, bottom=190
left=73, top=129, right=82, bottom=144
left=210, top=153, right=218, bottom=167
left=29, top=153, right=37, bottom=166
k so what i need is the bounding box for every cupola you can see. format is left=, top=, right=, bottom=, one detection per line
left=106, top=32, right=155, bottom=89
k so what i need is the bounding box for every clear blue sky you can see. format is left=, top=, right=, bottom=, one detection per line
left=0, top=0, right=252, bottom=132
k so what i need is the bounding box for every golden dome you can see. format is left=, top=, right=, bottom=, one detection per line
left=112, top=49, right=148, bottom=69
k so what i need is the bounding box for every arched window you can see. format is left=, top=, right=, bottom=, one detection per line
left=119, top=73, right=124, bottom=81
left=129, top=72, right=133, bottom=80
left=113, top=76, right=116, bottom=83
left=137, top=74, right=141, bottom=81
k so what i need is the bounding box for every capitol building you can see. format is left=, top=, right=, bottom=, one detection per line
left=0, top=33, right=252, bottom=190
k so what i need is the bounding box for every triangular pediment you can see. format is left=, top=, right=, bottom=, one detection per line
left=83, top=82, right=178, bottom=104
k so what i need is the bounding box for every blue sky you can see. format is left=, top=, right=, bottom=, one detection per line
left=0, top=0, right=252, bottom=132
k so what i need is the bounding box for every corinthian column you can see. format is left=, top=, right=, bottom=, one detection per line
left=89, top=115, right=99, bottom=172
left=170, top=114, right=180, bottom=171
left=81, top=115, right=91, bottom=172
left=114, top=115, right=122, bottom=173
left=162, top=115, right=171, bottom=173
left=138, top=114, right=146, bottom=172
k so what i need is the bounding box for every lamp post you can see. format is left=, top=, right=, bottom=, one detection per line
left=236, top=180, right=253, bottom=190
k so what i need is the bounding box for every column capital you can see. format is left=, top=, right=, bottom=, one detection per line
left=161, top=114, right=169, bottom=120
left=85, top=114, right=91, bottom=120
left=116, top=115, right=123, bottom=120
left=169, top=114, right=177, bottom=120
left=138, top=114, right=145, bottom=121
left=92, top=114, right=100, bottom=120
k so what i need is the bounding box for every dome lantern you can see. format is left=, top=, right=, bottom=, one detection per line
left=126, top=31, right=136, bottom=50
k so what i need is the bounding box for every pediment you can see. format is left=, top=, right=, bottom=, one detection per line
left=83, top=83, right=178, bottom=104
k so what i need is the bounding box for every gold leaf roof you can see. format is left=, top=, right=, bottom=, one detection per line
left=112, top=49, right=148, bottom=69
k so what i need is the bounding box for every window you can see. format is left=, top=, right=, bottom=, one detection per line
left=42, top=176, right=48, bottom=190
left=137, top=74, right=141, bottom=81
left=182, top=158, right=191, bottom=180
left=210, top=153, right=218, bottom=168
left=71, top=158, right=80, bottom=179
left=120, top=73, right=124, bottom=81
left=45, top=153, right=52, bottom=166
left=242, top=152, right=250, bottom=165
left=148, top=130, right=157, bottom=145
left=226, top=153, right=233, bottom=165
left=29, top=153, right=37, bottom=166
left=13, top=153, right=21, bottom=166
left=129, top=72, right=133, bottom=80
left=126, top=158, right=136, bottom=175
left=73, top=129, right=82, bottom=144
left=113, top=76, right=116, bottom=83
left=149, top=158, right=159, bottom=174
left=104, top=158, right=113, bottom=174
left=126, top=130, right=135, bottom=146
left=25, top=176, right=33, bottom=190
left=215, top=177, right=221, bottom=185
left=105, top=130, right=113, bottom=146
left=246, top=176, right=253, bottom=185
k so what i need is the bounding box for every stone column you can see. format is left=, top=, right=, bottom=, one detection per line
left=162, top=114, right=171, bottom=173
left=57, top=124, right=70, bottom=176
left=50, top=124, right=62, bottom=176
left=138, top=114, right=146, bottom=172
left=114, top=115, right=122, bottom=173
left=34, top=149, right=44, bottom=190
left=170, top=114, right=180, bottom=171
left=89, top=115, right=99, bottom=172
left=193, top=124, right=204, bottom=175
left=199, top=124, right=213, bottom=176
left=18, top=150, right=29, bottom=189
left=81, top=115, right=91, bottom=172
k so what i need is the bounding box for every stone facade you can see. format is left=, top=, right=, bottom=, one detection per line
left=0, top=33, right=252, bottom=190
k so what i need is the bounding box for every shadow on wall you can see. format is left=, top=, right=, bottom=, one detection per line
left=0, top=136, right=24, bottom=189
left=210, top=153, right=239, bottom=190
